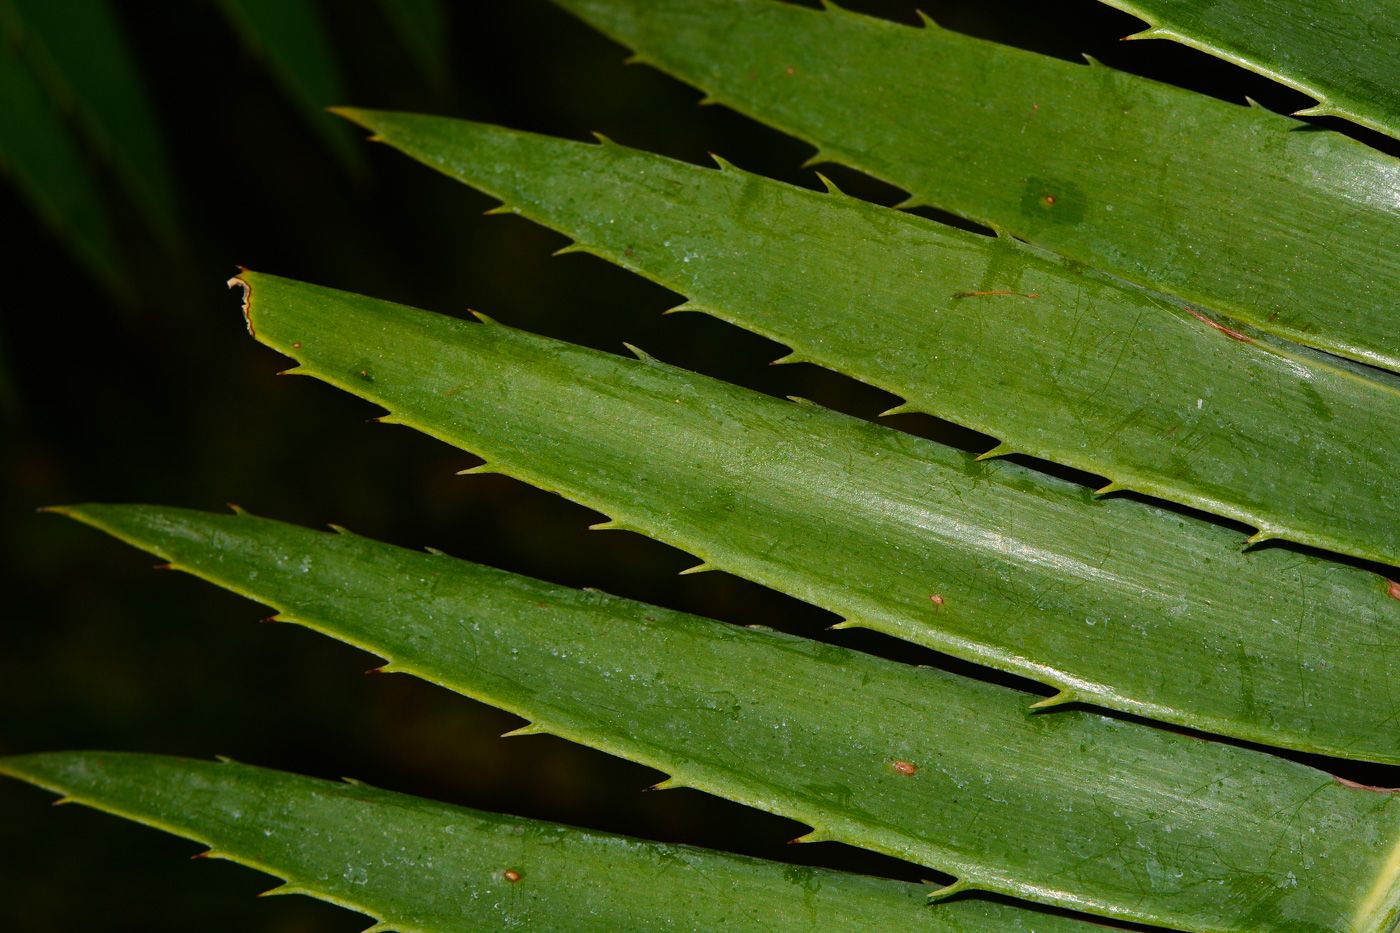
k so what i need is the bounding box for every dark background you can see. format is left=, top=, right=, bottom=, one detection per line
left=2, top=2, right=1394, bottom=931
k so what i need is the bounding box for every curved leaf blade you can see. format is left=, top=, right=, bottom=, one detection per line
left=50, top=505, right=1400, bottom=933
left=214, top=0, right=360, bottom=168
left=1097, top=0, right=1400, bottom=142
left=551, top=0, right=1400, bottom=373
left=0, top=38, right=124, bottom=296
left=232, top=271, right=1400, bottom=767
left=5, top=0, right=178, bottom=242
left=337, top=110, right=1400, bottom=571
left=2, top=751, right=1035, bottom=933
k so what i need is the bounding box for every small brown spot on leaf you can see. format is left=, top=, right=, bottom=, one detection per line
left=504, top=870, right=520, bottom=882
left=1044, top=195, right=1056, bottom=204
left=1388, top=580, right=1400, bottom=601
left=292, top=342, right=301, bottom=348
left=786, top=66, right=795, bottom=74
left=892, top=760, right=917, bottom=776
left=929, top=594, right=944, bottom=608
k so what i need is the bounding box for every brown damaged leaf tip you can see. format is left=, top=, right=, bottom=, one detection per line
left=227, top=274, right=252, bottom=335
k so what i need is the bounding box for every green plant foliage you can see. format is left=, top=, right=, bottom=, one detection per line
left=47, top=504, right=1400, bottom=933
left=337, top=109, right=1400, bottom=570
left=233, top=270, right=1400, bottom=765
left=213, top=0, right=360, bottom=168
left=3, top=751, right=1068, bottom=933
left=550, top=0, right=1400, bottom=374
left=1, top=0, right=177, bottom=242
left=1094, top=0, right=1400, bottom=142
left=0, top=37, right=123, bottom=295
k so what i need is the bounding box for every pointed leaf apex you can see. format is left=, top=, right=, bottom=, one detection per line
left=975, top=443, right=1016, bottom=462
left=643, top=777, right=686, bottom=792
left=877, top=401, right=916, bottom=417
left=799, top=150, right=830, bottom=170
left=226, top=503, right=250, bottom=516
left=663, top=302, right=704, bottom=316
left=458, top=463, right=498, bottom=476
left=708, top=152, right=738, bottom=172
left=470, top=309, right=499, bottom=325
left=1246, top=528, right=1283, bottom=547
left=925, top=878, right=972, bottom=901
left=590, top=131, right=618, bottom=147
left=1293, top=103, right=1334, bottom=118
left=814, top=172, right=844, bottom=195
left=771, top=351, right=807, bottom=366
left=1095, top=481, right=1129, bottom=496
left=679, top=561, right=716, bottom=576
left=1030, top=688, right=1081, bottom=710
left=1081, top=52, right=1103, bottom=67
left=501, top=723, right=549, bottom=738
left=623, top=342, right=656, bottom=362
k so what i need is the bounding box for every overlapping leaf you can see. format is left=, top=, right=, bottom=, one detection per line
left=1096, top=0, right=1400, bottom=142
left=551, top=0, right=1400, bottom=373
left=3, top=751, right=1052, bottom=933
left=232, top=271, right=1400, bottom=766
left=50, top=505, right=1400, bottom=933
left=338, top=109, right=1400, bottom=570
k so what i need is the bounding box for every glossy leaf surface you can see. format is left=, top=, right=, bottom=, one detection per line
left=51, top=506, right=1400, bottom=933
left=1097, top=0, right=1400, bottom=142
left=2, top=751, right=1060, bottom=933
left=552, top=0, right=1400, bottom=373
left=233, top=271, right=1400, bottom=766
left=341, top=109, right=1400, bottom=570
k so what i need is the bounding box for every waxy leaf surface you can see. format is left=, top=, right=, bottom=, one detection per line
left=51, top=506, right=1400, bottom=933
left=233, top=271, right=1400, bottom=767
left=1096, top=0, right=1400, bottom=142
left=553, top=0, right=1400, bottom=373
left=341, top=110, right=1400, bottom=571
left=3, top=751, right=1063, bottom=933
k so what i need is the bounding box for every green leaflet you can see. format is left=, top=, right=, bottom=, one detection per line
left=1096, top=0, right=1400, bottom=143
left=232, top=271, right=1400, bottom=767
left=47, top=505, right=1400, bottom=933
left=2, top=0, right=178, bottom=243
left=550, top=0, right=1400, bottom=374
left=1, top=752, right=1051, bottom=933
left=0, top=37, right=123, bottom=296
left=214, top=0, right=360, bottom=169
left=337, top=109, right=1400, bottom=571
